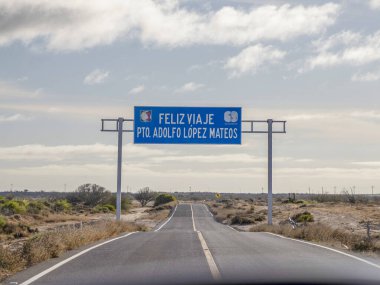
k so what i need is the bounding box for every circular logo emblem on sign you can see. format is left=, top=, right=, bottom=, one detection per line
left=224, top=111, right=238, bottom=123
left=140, top=110, right=152, bottom=122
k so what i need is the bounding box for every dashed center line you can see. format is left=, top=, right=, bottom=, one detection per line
left=191, top=204, right=222, bottom=281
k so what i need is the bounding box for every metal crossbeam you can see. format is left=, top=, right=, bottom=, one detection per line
left=101, top=118, right=134, bottom=132
left=242, top=120, right=286, bottom=134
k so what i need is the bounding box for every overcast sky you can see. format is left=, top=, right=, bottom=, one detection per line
left=0, top=0, right=379, bottom=194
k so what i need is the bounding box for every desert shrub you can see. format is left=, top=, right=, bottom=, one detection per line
left=1, top=222, right=35, bottom=238
left=246, top=205, right=255, bottom=214
left=292, top=211, right=314, bottom=223
left=0, top=216, right=6, bottom=228
left=231, top=215, right=254, bottom=225
left=52, top=200, right=71, bottom=212
left=352, top=240, right=373, bottom=251
left=0, top=246, right=24, bottom=274
left=23, top=233, right=65, bottom=265
left=106, top=195, right=131, bottom=211
left=154, top=194, right=176, bottom=206
left=66, top=184, right=112, bottom=207
left=0, top=201, right=26, bottom=215
left=26, top=201, right=45, bottom=215
left=254, top=215, right=265, bottom=222
left=154, top=204, right=174, bottom=211
left=135, top=187, right=156, bottom=207
left=94, top=204, right=116, bottom=213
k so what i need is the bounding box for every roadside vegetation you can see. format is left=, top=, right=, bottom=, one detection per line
left=0, top=220, right=144, bottom=280
left=0, top=185, right=177, bottom=281
left=206, top=194, right=380, bottom=254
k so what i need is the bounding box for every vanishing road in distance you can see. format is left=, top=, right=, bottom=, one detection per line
left=8, top=204, right=380, bottom=285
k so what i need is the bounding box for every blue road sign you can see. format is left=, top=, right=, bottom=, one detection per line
left=134, top=106, right=242, bottom=144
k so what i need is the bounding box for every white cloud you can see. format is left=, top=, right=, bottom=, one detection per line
left=350, top=110, right=380, bottom=120
left=83, top=69, right=109, bottom=85
left=0, top=81, right=42, bottom=98
left=284, top=113, right=334, bottom=121
left=312, top=31, right=361, bottom=53
left=175, top=82, right=204, bottom=93
left=351, top=69, right=380, bottom=82
left=352, top=161, right=380, bottom=166
left=225, top=44, right=286, bottom=77
left=0, top=143, right=169, bottom=162
left=128, top=85, right=145, bottom=94
left=0, top=1, right=340, bottom=51
left=305, top=30, right=380, bottom=70
left=369, top=0, right=380, bottom=9
left=0, top=113, right=32, bottom=122
left=275, top=167, right=380, bottom=179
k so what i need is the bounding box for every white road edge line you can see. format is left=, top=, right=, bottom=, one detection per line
left=154, top=205, right=178, bottom=232
left=192, top=204, right=222, bottom=281
left=203, top=204, right=213, bottom=217
left=226, top=225, right=238, bottom=232
left=19, top=232, right=137, bottom=285
left=197, top=231, right=222, bottom=281
left=264, top=232, right=380, bottom=270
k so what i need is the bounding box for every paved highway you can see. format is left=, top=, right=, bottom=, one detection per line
left=8, top=204, right=380, bottom=284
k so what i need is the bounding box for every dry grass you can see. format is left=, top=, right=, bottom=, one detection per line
left=206, top=201, right=265, bottom=225
left=0, top=221, right=144, bottom=281
left=251, top=223, right=380, bottom=252
left=208, top=199, right=380, bottom=253
left=143, top=201, right=177, bottom=222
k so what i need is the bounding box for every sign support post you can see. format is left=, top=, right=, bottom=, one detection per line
left=116, top=117, right=123, bottom=221
left=267, top=119, right=273, bottom=225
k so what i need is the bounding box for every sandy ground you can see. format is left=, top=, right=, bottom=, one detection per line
left=121, top=207, right=149, bottom=222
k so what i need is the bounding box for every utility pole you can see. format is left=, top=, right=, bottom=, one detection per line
left=372, top=185, right=374, bottom=196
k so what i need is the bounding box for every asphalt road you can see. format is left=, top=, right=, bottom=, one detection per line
left=7, top=204, right=380, bottom=285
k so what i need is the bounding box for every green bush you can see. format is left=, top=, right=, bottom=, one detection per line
left=52, top=200, right=71, bottom=212
left=154, top=194, right=176, bottom=207
left=292, top=211, right=314, bottom=223
left=106, top=195, right=131, bottom=211
left=0, top=201, right=26, bottom=215
left=66, top=184, right=112, bottom=207
left=27, top=201, right=45, bottom=215
left=94, top=204, right=116, bottom=213
left=0, top=215, right=6, bottom=228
